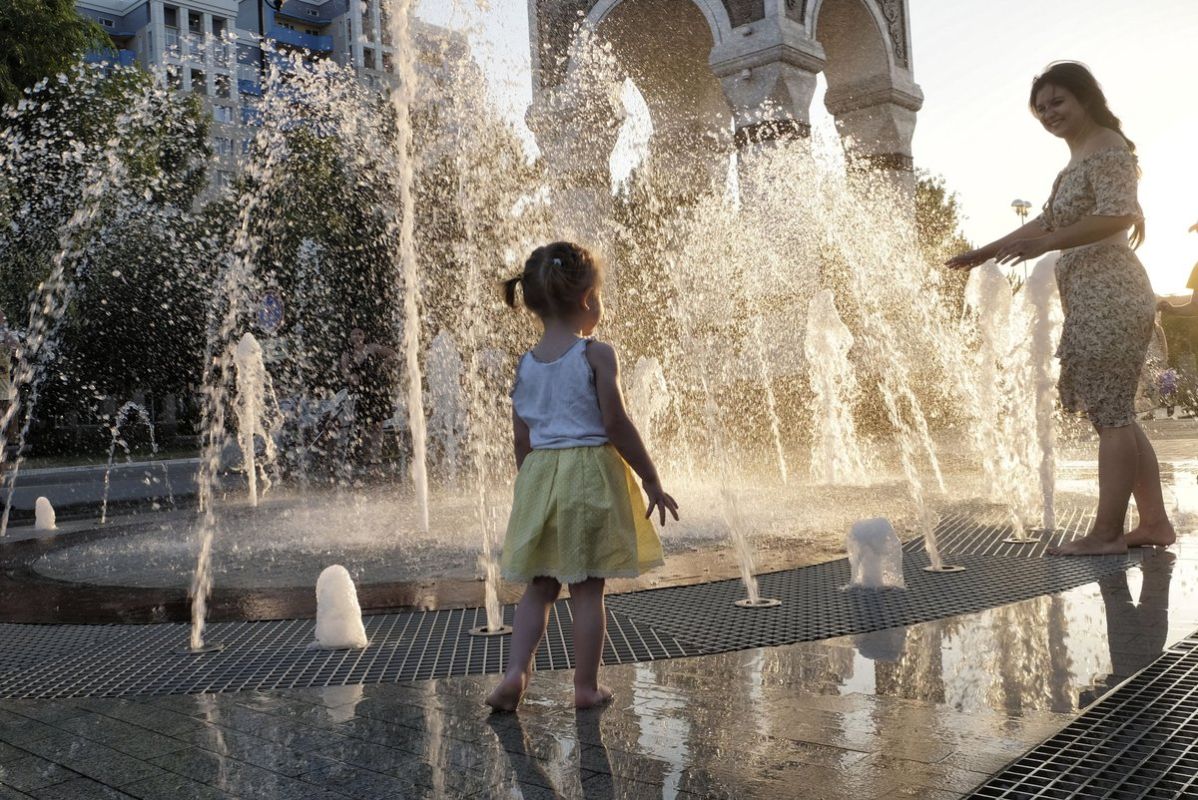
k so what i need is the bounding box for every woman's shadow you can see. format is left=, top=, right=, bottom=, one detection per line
left=1080, top=550, right=1174, bottom=707
left=486, top=708, right=615, bottom=800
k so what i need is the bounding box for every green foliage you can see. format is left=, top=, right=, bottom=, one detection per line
left=0, top=0, right=110, bottom=108
left=0, top=64, right=212, bottom=440
left=916, top=170, right=972, bottom=308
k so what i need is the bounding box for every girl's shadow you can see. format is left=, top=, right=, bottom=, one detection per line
left=486, top=708, right=615, bottom=800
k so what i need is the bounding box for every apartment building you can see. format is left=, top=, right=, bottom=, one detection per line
left=74, top=0, right=464, bottom=188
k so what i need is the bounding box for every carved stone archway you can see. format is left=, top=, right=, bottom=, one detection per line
left=527, top=0, right=922, bottom=222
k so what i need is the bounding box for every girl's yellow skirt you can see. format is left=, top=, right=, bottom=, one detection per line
left=501, top=445, right=664, bottom=585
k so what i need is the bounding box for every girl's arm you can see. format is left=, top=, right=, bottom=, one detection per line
left=945, top=218, right=1046, bottom=270
left=586, top=341, right=679, bottom=524
left=512, top=409, right=531, bottom=470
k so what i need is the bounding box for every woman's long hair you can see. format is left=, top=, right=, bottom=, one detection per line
left=1030, top=61, right=1144, bottom=248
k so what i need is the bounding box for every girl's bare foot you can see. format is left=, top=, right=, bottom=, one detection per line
left=574, top=684, right=614, bottom=710
left=485, top=675, right=525, bottom=713
left=1047, top=533, right=1128, bottom=556
left=1125, top=519, right=1176, bottom=548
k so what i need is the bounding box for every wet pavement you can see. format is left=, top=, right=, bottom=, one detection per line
left=1, top=541, right=1196, bottom=798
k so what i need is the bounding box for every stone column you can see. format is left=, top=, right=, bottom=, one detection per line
left=824, top=76, right=923, bottom=194
left=712, top=27, right=826, bottom=157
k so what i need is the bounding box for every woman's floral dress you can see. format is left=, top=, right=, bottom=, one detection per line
left=1037, top=146, right=1155, bottom=428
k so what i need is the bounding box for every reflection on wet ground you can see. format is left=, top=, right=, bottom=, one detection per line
left=1, top=542, right=1195, bottom=798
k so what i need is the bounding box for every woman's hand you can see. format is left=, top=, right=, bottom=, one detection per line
left=993, top=236, right=1052, bottom=266
left=642, top=478, right=679, bottom=526
left=944, top=248, right=990, bottom=271
left=1189, top=221, right=1198, bottom=234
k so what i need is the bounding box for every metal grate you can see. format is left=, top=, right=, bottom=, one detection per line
left=0, top=511, right=1143, bottom=699
left=610, top=530, right=1139, bottom=654
left=911, top=508, right=1097, bottom=558
left=0, top=606, right=693, bottom=700
left=967, top=634, right=1198, bottom=799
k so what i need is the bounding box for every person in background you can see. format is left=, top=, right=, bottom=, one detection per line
left=340, top=327, right=398, bottom=466
left=1156, top=220, right=1198, bottom=317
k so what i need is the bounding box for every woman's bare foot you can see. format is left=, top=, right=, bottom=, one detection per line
left=1125, top=519, right=1176, bottom=548
left=1047, top=533, right=1129, bottom=556
left=574, top=684, right=614, bottom=710
left=485, top=675, right=526, bottom=713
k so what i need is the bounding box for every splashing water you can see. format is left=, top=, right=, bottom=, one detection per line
left=749, top=320, right=789, bottom=485
left=426, top=331, right=466, bottom=483
left=1021, top=256, right=1062, bottom=530
left=626, top=356, right=670, bottom=455
left=101, top=401, right=173, bottom=525
left=387, top=0, right=430, bottom=533
left=804, top=289, right=869, bottom=485
left=233, top=333, right=276, bottom=507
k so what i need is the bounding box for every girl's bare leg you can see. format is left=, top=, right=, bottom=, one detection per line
left=486, top=577, right=561, bottom=712
left=568, top=577, right=613, bottom=709
left=1050, top=424, right=1135, bottom=555
left=1125, top=422, right=1176, bottom=547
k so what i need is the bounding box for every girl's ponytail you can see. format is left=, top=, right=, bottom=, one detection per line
left=503, top=276, right=522, bottom=309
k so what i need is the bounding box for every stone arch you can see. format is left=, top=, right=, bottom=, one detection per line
left=574, top=0, right=735, bottom=192
left=583, top=0, right=734, bottom=46
left=807, top=0, right=923, bottom=173
left=809, top=0, right=894, bottom=90
left=804, top=0, right=909, bottom=76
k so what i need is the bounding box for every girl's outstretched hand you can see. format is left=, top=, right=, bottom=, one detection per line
left=643, top=479, right=679, bottom=526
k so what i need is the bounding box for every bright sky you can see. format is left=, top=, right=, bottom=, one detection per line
left=416, top=0, right=1198, bottom=292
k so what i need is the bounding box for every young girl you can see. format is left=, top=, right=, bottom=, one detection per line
left=485, top=241, right=678, bottom=712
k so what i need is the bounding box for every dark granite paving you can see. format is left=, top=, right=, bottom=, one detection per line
left=1, top=542, right=1196, bottom=798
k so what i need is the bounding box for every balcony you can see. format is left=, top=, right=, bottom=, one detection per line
left=84, top=49, right=138, bottom=68
left=267, top=26, right=332, bottom=53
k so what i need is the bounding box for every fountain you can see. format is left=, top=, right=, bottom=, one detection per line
left=626, top=356, right=670, bottom=454
left=388, top=0, right=431, bottom=534
left=749, top=320, right=790, bottom=485
left=426, top=331, right=467, bottom=483
left=233, top=333, right=276, bottom=507
left=100, top=401, right=174, bottom=525
left=0, top=6, right=1044, bottom=628
left=1022, top=256, right=1062, bottom=532
left=34, top=497, right=56, bottom=531
left=804, top=289, right=870, bottom=485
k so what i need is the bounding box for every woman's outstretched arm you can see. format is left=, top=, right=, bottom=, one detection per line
left=945, top=218, right=1047, bottom=270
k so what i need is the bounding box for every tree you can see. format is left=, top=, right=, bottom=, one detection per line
left=916, top=170, right=973, bottom=307
left=0, top=64, right=212, bottom=452
left=0, top=0, right=109, bottom=108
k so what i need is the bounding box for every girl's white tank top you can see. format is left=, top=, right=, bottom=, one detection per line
left=511, top=338, right=608, bottom=450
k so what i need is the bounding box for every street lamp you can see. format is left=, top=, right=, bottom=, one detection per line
left=1011, top=198, right=1032, bottom=224
left=1011, top=199, right=1033, bottom=281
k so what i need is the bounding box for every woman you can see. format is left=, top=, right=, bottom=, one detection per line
left=947, top=62, right=1173, bottom=555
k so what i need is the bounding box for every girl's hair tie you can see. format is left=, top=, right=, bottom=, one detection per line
left=551, top=257, right=562, bottom=267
